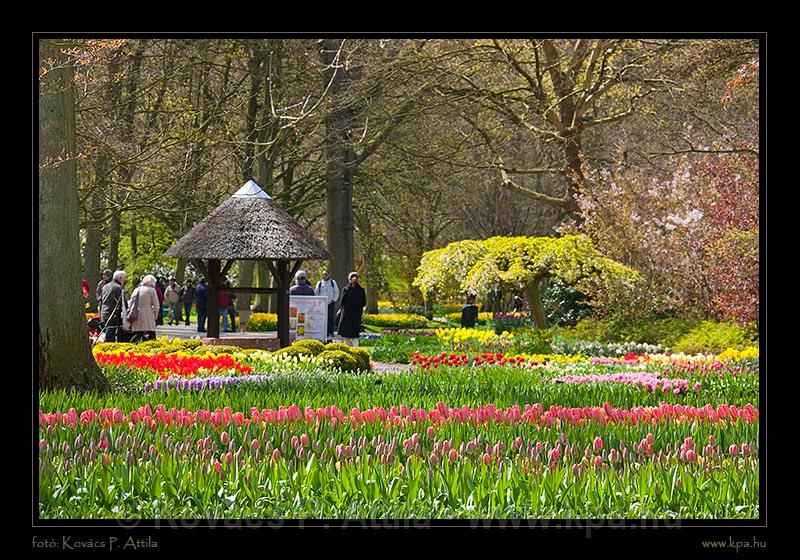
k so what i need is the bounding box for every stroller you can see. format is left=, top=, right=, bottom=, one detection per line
left=87, top=317, right=102, bottom=344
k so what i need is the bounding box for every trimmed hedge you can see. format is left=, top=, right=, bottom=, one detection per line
left=318, top=349, right=359, bottom=372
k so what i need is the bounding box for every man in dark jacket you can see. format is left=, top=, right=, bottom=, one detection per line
left=461, top=293, right=479, bottom=328
left=337, top=272, right=366, bottom=346
left=289, top=270, right=316, bottom=295
left=99, top=270, right=127, bottom=342
left=95, top=269, right=112, bottom=303
left=195, top=277, right=208, bottom=332
left=179, top=279, right=196, bottom=326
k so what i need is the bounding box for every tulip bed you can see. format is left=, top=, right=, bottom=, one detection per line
left=39, top=344, right=759, bottom=519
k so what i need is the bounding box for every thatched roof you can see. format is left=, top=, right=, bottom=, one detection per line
left=164, top=181, right=330, bottom=261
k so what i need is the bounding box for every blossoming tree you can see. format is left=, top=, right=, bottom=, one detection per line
left=413, top=235, right=640, bottom=328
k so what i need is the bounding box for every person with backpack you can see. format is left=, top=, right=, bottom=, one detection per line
left=315, top=269, right=340, bottom=338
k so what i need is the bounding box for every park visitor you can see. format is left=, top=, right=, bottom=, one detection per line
left=195, top=277, right=208, bottom=332
left=290, top=270, right=315, bottom=296
left=461, top=293, right=479, bottom=328
left=128, top=274, right=160, bottom=343
left=164, top=279, right=181, bottom=325
left=99, top=270, right=128, bottom=342
left=315, top=269, right=340, bottom=338
left=179, top=279, right=195, bottom=325
left=337, top=272, right=366, bottom=347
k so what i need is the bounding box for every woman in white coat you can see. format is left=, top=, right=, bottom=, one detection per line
left=128, top=274, right=160, bottom=343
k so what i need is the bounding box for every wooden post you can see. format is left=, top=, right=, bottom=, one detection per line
left=276, top=260, right=290, bottom=348
left=207, top=259, right=221, bottom=338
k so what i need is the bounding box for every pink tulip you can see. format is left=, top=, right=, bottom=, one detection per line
left=251, top=439, right=260, bottom=452
left=694, top=382, right=702, bottom=392
left=39, top=439, right=48, bottom=452
left=102, top=453, right=110, bottom=466
left=427, top=426, right=435, bottom=439
left=593, top=436, right=603, bottom=451
left=429, top=452, right=439, bottom=464
left=609, top=448, right=619, bottom=462
left=482, top=453, right=491, bottom=465
left=449, top=449, right=458, bottom=462
left=742, top=443, right=750, bottom=455
left=291, top=435, right=299, bottom=448
left=272, top=448, right=281, bottom=461
left=686, top=450, right=697, bottom=462
left=300, top=434, right=309, bottom=447
left=729, top=444, right=739, bottom=456
left=220, top=431, right=230, bottom=445
left=513, top=436, right=523, bottom=450
left=593, top=456, right=603, bottom=470
left=704, top=444, right=715, bottom=456
left=707, top=435, right=716, bottom=445
left=572, top=464, right=581, bottom=477
left=683, top=437, right=694, bottom=450
left=225, top=452, right=233, bottom=465
left=548, top=448, right=559, bottom=463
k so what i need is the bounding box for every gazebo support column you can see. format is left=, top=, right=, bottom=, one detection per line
left=276, top=260, right=289, bottom=348
left=207, top=259, right=222, bottom=338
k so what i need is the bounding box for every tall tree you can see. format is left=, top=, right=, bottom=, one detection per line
left=39, top=39, right=109, bottom=392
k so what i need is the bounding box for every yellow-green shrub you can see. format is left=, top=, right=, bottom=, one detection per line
left=318, top=349, right=359, bottom=372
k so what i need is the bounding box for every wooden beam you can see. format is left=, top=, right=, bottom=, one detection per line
left=192, top=258, right=210, bottom=281
left=221, top=259, right=235, bottom=277
left=264, top=260, right=280, bottom=287
left=276, top=260, right=289, bottom=348
left=220, top=287, right=277, bottom=294
left=207, top=259, right=221, bottom=338
left=289, top=260, right=304, bottom=282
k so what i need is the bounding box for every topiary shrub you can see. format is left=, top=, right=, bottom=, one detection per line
left=289, top=339, right=326, bottom=356
left=348, top=347, right=372, bottom=371
left=318, top=349, right=359, bottom=372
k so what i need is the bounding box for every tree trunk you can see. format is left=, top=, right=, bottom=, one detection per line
left=175, top=257, right=187, bottom=284
left=524, top=278, right=549, bottom=329
left=424, top=294, right=434, bottom=321
left=237, top=260, right=255, bottom=313
left=39, top=39, right=109, bottom=392
left=253, top=261, right=275, bottom=312
left=82, top=193, right=102, bottom=312
left=129, top=220, right=138, bottom=259
left=107, top=213, right=120, bottom=271
left=321, top=39, right=356, bottom=294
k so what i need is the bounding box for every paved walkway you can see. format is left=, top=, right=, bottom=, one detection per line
left=156, top=324, right=375, bottom=342
left=372, top=361, right=412, bottom=374
left=156, top=324, right=277, bottom=340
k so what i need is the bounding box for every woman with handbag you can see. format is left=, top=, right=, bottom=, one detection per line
left=128, top=274, right=160, bottom=343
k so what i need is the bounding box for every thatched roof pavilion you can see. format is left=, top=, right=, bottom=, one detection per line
left=165, top=180, right=330, bottom=346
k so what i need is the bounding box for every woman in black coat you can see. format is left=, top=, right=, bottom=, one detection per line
left=337, top=272, right=366, bottom=345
